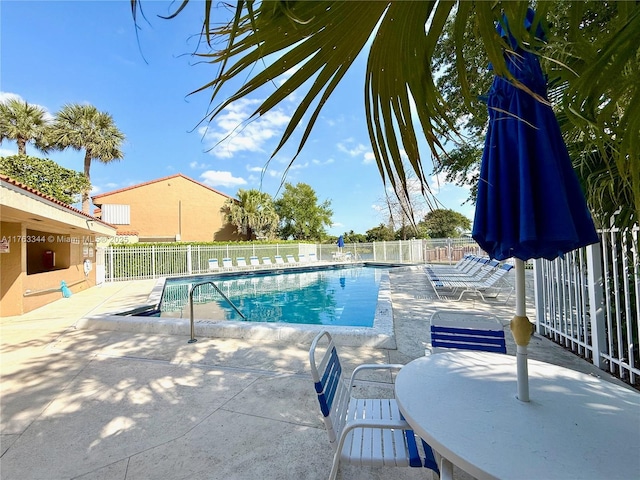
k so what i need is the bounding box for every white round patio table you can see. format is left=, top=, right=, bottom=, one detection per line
left=395, top=351, right=640, bottom=480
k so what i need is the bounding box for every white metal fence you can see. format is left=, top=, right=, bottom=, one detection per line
left=534, top=224, right=639, bottom=388
left=97, top=231, right=639, bottom=387
left=98, top=238, right=483, bottom=282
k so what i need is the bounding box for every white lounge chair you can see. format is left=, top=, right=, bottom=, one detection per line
left=262, top=256, right=272, bottom=265
left=250, top=256, right=260, bottom=267
left=286, top=254, right=297, bottom=264
left=236, top=257, right=248, bottom=268
left=222, top=258, right=233, bottom=270
left=208, top=258, right=219, bottom=271
left=298, top=254, right=307, bottom=263
left=275, top=255, right=285, bottom=265
left=309, top=331, right=439, bottom=480
left=429, top=263, right=514, bottom=301
left=308, top=252, right=318, bottom=262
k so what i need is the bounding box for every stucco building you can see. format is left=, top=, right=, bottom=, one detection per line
left=92, top=174, right=242, bottom=242
left=1, top=174, right=117, bottom=316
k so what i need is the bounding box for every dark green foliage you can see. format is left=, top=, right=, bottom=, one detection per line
left=419, top=209, right=471, bottom=238
left=0, top=154, right=90, bottom=204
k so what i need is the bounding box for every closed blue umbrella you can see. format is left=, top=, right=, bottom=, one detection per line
left=337, top=235, right=345, bottom=248
left=472, top=9, right=599, bottom=401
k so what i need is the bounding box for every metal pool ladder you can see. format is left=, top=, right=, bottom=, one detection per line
left=188, top=281, right=246, bottom=343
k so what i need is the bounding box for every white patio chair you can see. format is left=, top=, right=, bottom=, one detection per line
left=286, top=254, right=297, bottom=264
left=222, top=258, right=233, bottom=270
left=308, top=252, right=318, bottom=262
left=275, top=255, right=285, bottom=265
left=426, top=310, right=507, bottom=355
left=310, top=331, right=439, bottom=480
left=262, top=256, right=273, bottom=265
left=298, top=254, right=307, bottom=263
left=208, top=258, right=219, bottom=271
left=249, top=256, right=260, bottom=267
left=236, top=257, right=248, bottom=268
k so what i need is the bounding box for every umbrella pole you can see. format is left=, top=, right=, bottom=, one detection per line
left=511, top=258, right=532, bottom=402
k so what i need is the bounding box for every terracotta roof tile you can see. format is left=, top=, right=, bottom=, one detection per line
left=0, top=174, right=114, bottom=228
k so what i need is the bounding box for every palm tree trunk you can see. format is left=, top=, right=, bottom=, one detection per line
left=82, top=152, right=92, bottom=214
left=17, top=138, right=26, bottom=155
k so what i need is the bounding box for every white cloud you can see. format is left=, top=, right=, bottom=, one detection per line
left=200, top=170, right=247, bottom=188
left=312, top=157, right=335, bottom=166
left=200, top=98, right=291, bottom=159
left=363, top=152, right=376, bottom=165
left=337, top=138, right=369, bottom=157
left=0, top=147, right=16, bottom=157
left=189, top=161, right=210, bottom=169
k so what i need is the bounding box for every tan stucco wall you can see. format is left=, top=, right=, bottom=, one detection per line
left=95, top=176, right=242, bottom=242
left=0, top=221, right=23, bottom=316
left=0, top=222, right=98, bottom=317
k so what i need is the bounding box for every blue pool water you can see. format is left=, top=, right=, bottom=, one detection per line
left=160, top=265, right=387, bottom=327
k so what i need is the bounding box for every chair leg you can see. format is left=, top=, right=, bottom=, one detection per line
left=440, top=457, right=454, bottom=480
left=328, top=450, right=341, bottom=480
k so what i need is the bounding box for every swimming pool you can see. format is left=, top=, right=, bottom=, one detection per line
left=78, top=263, right=408, bottom=348
left=160, top=265, right=385, bottom=327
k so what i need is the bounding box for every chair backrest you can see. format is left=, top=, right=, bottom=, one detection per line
left=275, top=255, right=285, bottom=264
left=222, top=258, right=233, bottom=268
left=208, top=258, right=219, bottom=270
left=476, top=263, right=513, bottom=286
left=262, top=256, right=273, bottom=265
left=308, top=253, right=318, bottom=262
left=250, top=256, right=260, bottom=266
left=429, top=310, right=507, bottom=354
left=236, top=257, right=247, bottom=267
left=286, top=254, right=296, bottom=263
left=298, top=254, right=307, bottom=263
left=309, top=331, right=348, bottom=446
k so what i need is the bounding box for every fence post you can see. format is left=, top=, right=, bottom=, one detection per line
left=586, top=241, right=606, bottom=368
left=187, top=245, right=192, bottom=275
left=152, top=245, right=156, bottom=279
left=109, top=246, right=114, bottom=282
left=533, top=259, right=545, bottom=335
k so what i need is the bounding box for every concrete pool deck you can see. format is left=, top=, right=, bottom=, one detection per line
left=1, top=266, right=632, bottom=480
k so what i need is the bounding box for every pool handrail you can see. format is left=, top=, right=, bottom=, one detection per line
left=188, top=281, right=246, bottom=343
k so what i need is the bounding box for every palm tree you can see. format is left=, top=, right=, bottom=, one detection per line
left=0, top=98, right=49, bottom=155
left=46, top=104, right=125, bottom=213
left=225, top=189, right=280, bottom=240
left=133, top=0, right=640, bottom=222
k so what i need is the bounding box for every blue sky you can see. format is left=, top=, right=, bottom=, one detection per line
left=1, top=1, right=474, bottom=236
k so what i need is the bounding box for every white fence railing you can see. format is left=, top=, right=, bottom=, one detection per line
left=97, top=231, right=639, bottom=388
left=99, top=238, right=483, bottom=282
left=534, top=225, right=639, bottom=388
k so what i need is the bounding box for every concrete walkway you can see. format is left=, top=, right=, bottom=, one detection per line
left=0, top=267, right=630, bottom=480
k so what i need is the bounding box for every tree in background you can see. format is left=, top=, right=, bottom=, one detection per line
left=342, top=230, right=367, bottom=243
left=430, top=2, right=639, bottom=227
left=420, top=209, right=471, bottom=239
left=0, top=98, right=49, bottom=155
left=366, top=224, right=395, bottom=242
left=224, top=188, right=279, bottom=240
left=0, top=154, right=90, bottom=204
left=275, top=183, right=333, bottom=241
left=45, top=104, right=125, bottom=214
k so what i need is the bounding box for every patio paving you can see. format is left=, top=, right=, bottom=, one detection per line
left=1, top=266, right=631, bottom=480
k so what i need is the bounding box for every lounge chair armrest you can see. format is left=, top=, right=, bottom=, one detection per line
left=349, top=363, right=404, bottom=388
